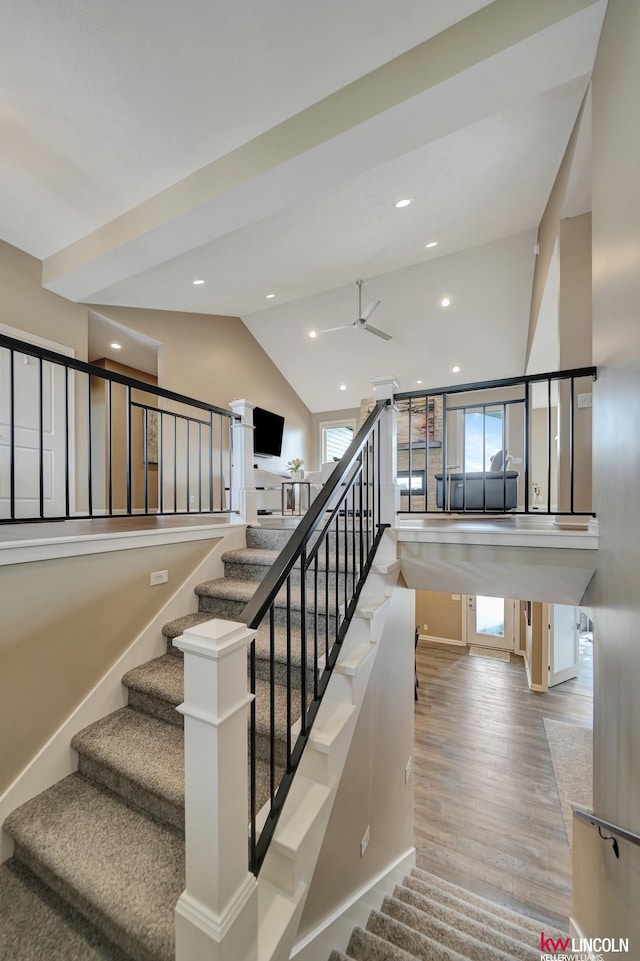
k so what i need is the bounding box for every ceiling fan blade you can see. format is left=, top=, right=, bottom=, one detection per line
left=317, top=324, right=353, bottom=334
left=363, top=323, right=392, bottom=341
left=360, top=299, right=381, bottom=322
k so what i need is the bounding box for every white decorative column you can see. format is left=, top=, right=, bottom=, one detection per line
left=371, top=375, right=400, bottom=526
left=230, top=399, right=258, bottom=526
left=174, top=619, right=258, bottom=961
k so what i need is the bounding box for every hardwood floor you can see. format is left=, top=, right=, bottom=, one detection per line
left=413, top=642, right=593, bottom=929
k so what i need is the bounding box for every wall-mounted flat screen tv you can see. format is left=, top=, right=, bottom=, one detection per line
left=253, top=406, right=284, bottom=458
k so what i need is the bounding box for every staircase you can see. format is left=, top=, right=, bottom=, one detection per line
left=328, top=866, right=567, bottom=961
left=1, top=523, right=331, bottom=961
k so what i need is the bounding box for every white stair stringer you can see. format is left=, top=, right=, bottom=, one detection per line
left=257, top=532, right=401, bottom=961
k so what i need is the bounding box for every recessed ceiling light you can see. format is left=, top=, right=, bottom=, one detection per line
left=417, top=380, right=423, bottom=385
left=266, top=293, right=275, bottom=299
left=452, top=366, right=460, bottom=373
left=192, top=279, right=205, bottom=285
left=440, top=297, right=451, bottom=308
left=110, top=342, right=122, bottom=350
left=339, top=384, right=347, bottom=391
left=425, top=241, right=438, bottom=249
left=394, top=198, right=412, bottom=208
left=309, top=330, right=317, bottom=339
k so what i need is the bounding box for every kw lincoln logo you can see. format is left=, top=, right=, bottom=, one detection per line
left=540, top=931, right=630, bottom=960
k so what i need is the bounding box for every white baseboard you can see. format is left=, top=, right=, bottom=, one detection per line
left=290, top=847, right=416, bottom=961
left=419, top=634, right=466, bottom=647
left=0, top=525, right=246, bottom=863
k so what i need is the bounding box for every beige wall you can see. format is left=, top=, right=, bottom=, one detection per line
left=416, top=590, right=463, bottom=642
left=575, top=0, right=640, bottom=944
left=558, top=213, right=593, bottom=512
left=0, top=241, right=88, bottom=360
left=299, top=586, right=415, bottom=936
left=525, top=96, right=586, bottom=368
left=91, top=305, right=312, bottom=474
left=0, top=538, right=219, bottom=792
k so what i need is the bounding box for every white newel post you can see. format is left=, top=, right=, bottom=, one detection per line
left=230, top=399, right=258, bottom=526
left=174, top=619, right=258, bottom=961
left=371, top=375, right=400, bottom=526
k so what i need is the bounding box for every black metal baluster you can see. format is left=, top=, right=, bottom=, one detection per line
left=365, top=437, right=370, bottom=553
left=351, top=477, right=357, bottom=594
left=547, top=378, right=552, bottom=513
left=209, top=414, right=214, bottom=512
left=442, top=394, right=448, bottom=512
left=144, top=407, right=149, bottom=514
left=108, top=380, right=113, bottom=516
left=286, top=579, right=292, bottom=770
left=198, top=422, right=202, bottom=512
left=461, top=406, right=467, bottom=512
left=408, top=400, right=413, bottom=513
left=424, top=394, right=429, bottom=511
left=86, top=369, right=92, bottom=518
left=173, top=416, right=178, bottom=513
left=482, top=404, right=486, bottom=512
left=159, top=412, right=164, bottom=514
left=343, top=486, right=348, bottom=617
left=334, top=516, right=339, bottom=649
left=300, top=548, right=308, bottom=734
left=9, top=350, right=15, bottom=520
left=359, top=454, right=364, bottom=577
left=269, top=604, right=276, bottom=805
left=219, top=415, right=224, bottom=512
left=64, top=365, right=70, bottom=519
left=249, top=638, right=256, bottom=868
left=186, top=421, right=190, bottom=512
left=313, top=553, right=319, bottom=701
left=570, top=376, right=575, bottom=513
left=524, top=386, right=530, bottom=513
left=126, top=386, right=132, bottom=516
left=325, top=534, right=330, bottom=667
left=502, top=403, right=507, bottom=511
left=376, top=421, right=381, bottom=530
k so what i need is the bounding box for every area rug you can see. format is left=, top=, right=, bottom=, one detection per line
left=543, top=718, right=593, bottom=850
left=468, top=646, right=510, bottom=662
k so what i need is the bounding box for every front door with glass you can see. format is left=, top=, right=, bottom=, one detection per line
left=466, top=595, right=515, bottom=651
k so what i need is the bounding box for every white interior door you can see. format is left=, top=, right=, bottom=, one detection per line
left=466, top=595, right=515, bottom=651
left=0, top=325, right=73, bottom=519
left=548, top=603, right=579, bottom=686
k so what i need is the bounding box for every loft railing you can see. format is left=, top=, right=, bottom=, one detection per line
left=240, top=399, right=389, bottom=875
left=0, top=332, right=237, bottom=523
left=395, top=366, right=597, bottom=516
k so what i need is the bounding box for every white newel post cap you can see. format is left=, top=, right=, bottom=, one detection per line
left=371, top=375, right=400, bottom=401
left=229, top=398, right=256, bottom=420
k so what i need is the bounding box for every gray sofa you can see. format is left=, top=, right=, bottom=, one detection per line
left=435, top=470, right=519, bottom=510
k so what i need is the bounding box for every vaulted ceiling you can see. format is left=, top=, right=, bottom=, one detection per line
left=1, top=0, right=606, bottom=409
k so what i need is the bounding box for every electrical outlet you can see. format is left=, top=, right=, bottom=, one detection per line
left=578, top=392, right=592, bottom=408
left=451, top=594, right=460, bottom=601
left=360, top=825, right=370, bottom=857
left=190, top=495, right=196, bottom=503
left=150, top=570, right=168, bottom=586
left=511, top=457, right=523, bottom=465
left=423, top=623, right=429, bottom=632
left=405, top=756, right=413, bottom=783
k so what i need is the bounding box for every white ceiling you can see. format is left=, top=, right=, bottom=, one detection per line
left=244, top=230, right=537, bottom=411
left=0, top=0, right=607, bottom=411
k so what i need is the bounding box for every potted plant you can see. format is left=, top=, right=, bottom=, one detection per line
left=287, top=458, right=304, bottom=480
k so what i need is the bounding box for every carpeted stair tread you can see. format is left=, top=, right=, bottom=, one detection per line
left=123, top=655, right=183, bottom=708
left=400, top=876, right=544, bottom=953
left=223, top=546, right=352, bottom=573
left=71, top=708, right=184, bottom=829
left=365, top=910, right=469, bottom=961
left=409, top=868, right=567, bottom=939
left=4, top=774, right=183, bottom=961
left=0, top=859, right=133, bottom=961
left=161, top=610, right=213, bottom=642
left=346, top=924, right=419, bottom=961
left=382, top=894, right=519, bottom=961
left=195, top=576, right=336, bottom=614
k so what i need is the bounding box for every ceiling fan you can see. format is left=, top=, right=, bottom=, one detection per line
left=316, top=279, right=392, bottom=341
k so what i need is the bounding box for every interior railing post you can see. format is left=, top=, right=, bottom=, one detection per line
left=229, top=399, right=258, bottom=525
left=370, top=375, right=399, bottom=527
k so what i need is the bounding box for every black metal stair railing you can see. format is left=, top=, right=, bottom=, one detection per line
left=0, top=331, right=237, bottom=522
left=241, top=399, right=389, bottom=875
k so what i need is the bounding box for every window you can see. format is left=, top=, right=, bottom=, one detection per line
left=320, top=420, right=355, bottom=464
left=464, top=408, right=504, bottom=471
